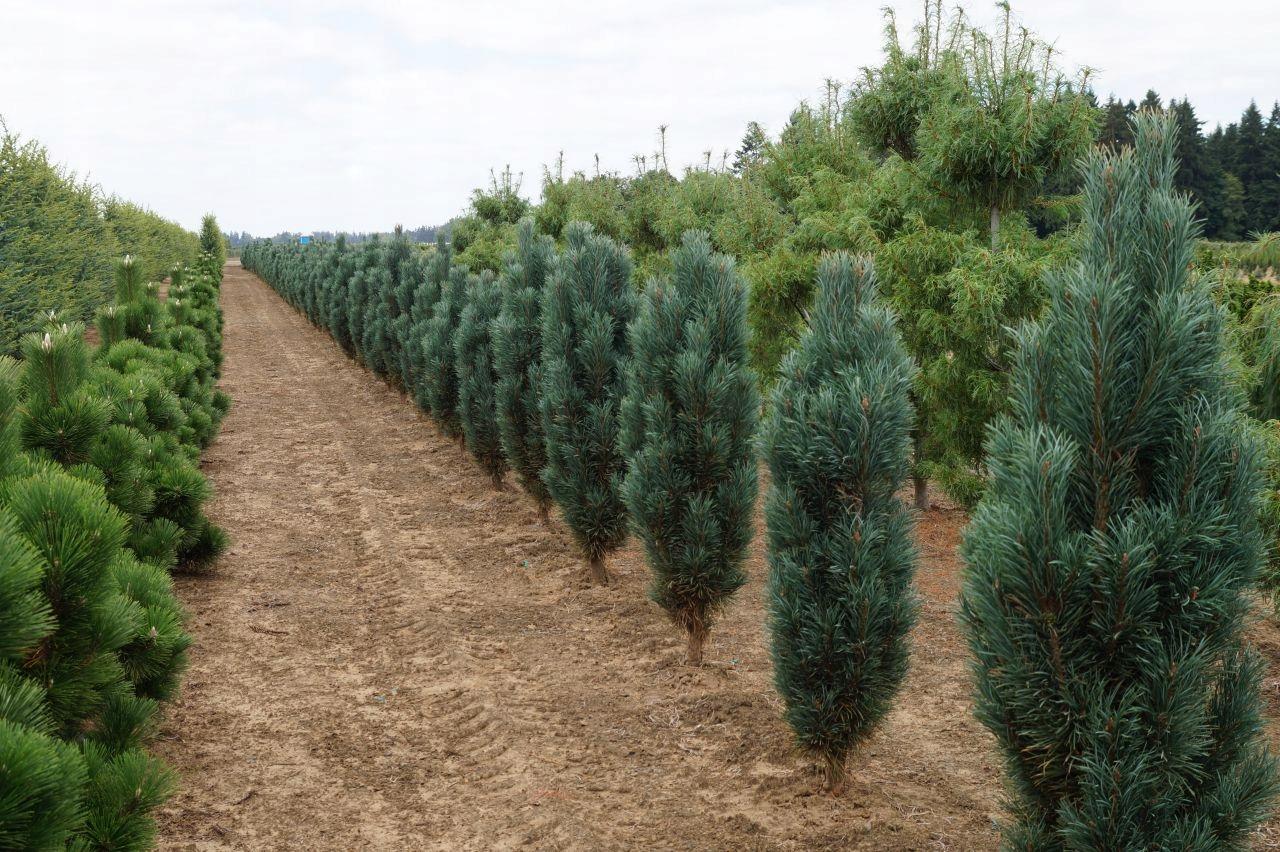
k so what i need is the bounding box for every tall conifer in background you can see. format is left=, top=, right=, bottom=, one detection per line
left=455, top=270, right=507, bottom=487
left=762, top=253, right=918, bottom=791
left=493, top=219, right=556, bottom=519
left=621, top=231, right=758, bottom=664
left=422, top=263, right=469, bottom=440
left=961, top=114, right=1277, bottom=847
left=541, top=222, right=634, bottom=585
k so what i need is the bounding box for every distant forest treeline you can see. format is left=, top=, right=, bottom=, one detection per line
left=1101, top=92, right=1280, bottom=239
left=223, top=224, right=443, bottom=248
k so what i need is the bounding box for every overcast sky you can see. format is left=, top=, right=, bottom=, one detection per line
left=2, top=0, right=1276, bottom=236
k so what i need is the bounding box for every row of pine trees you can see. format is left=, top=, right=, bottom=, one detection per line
left=244, top=117, right=1278, bottom=844
left=244, top=212, right=919, bottom=791
left=0, top=217, right=230, bottom=849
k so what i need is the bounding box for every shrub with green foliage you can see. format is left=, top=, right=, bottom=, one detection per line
left=762, top=253, right=918, bottom=792
left=493, top=219, right=556, bottom=518
left=541, top=223, right=635, bottom=584
left=621, top=231, right=758, bottom=664
left=960, top=115, right=1277, bottom=847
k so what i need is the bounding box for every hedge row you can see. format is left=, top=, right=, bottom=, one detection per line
left=0, top=128, right=202, bottom=354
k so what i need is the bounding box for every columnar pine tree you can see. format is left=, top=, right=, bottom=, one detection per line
left=455, top=270, right=507, bottom=487
left=493, top=218, right=555, bottom=519
left=199, top=214, right=225, bottom=269
left=960, top=114, right=1277, bottom=847
left=761, top=253, right=918, bottom=792
left=621, top=231, right=759, bottom=664
left=422, top=263, right=469, bottom=440
left=541, top=222, right=635, bottom=585
left=409, top=237, right=453, bottom=414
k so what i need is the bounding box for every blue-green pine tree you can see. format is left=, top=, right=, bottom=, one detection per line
left=960, top=113, right=1278, bottom=847
left=455, top=270, right=507, bottom=486
left=422, top=263, right=469, bottom=440
left=409, top=237, right=453, bottom=414
left=762, top=252, right=918, bottom=791
left=540, top=222, right=634, bottom=584
left=493, top=219, right=555, bottom=519
left=621, top=231, right=758, bottom=663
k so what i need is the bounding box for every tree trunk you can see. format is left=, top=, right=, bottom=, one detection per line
left=913, top=427, right=928, bottom=510
left=990, top=204, right=1001, bottom=251
left=822, top=752, right=846, bottom=795
left=686, top=621, right=708, bottom=666
left=537, top=500, right=551, bottom=525
left=490, top=471, right=505, bottom=491
left=914, top=474, right=929, bottom=511
left=587, top=553, right=610, bottom=586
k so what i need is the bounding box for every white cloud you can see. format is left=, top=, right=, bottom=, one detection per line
left=1, top=0, right=1275, bottom=235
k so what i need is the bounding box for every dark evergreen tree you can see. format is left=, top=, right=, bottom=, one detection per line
left=621, top=231, right=759, bottom=664
left=493, top=219, right=555, bottom=519
left=1263, top=103, right=1280, bottom=232
left=422, top=263, right=468, bottom=440
left=762, top=253, right=918, bottom=791
left=1238, top=101, right=1269, bottom=233
left=540, top=222, right=634, bottom=585
left=961, top=114, right=1277, bottom=847
left=1099, top=96, right=1136, bottom=149
left=1170, top=98, right=1222, bottom=231
left=732, top=121, right=768, bottom=174
left=1138, top=88, right=1163, bottom=113
left=455, top=269, right=507, bottom=487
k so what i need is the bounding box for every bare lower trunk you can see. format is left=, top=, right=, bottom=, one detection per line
left=490, top=471, right=504, bottom=491
left=823, top=752, right=846, bottom=795
left=686, top=621, right=708, bottom=666
left=587, top=553, right=610, bottom=586
left=913, top=474, right=929, bottom=511
left=990, top=204, right=1001, bottom=251
left=537, top=500, right=551, bottom=525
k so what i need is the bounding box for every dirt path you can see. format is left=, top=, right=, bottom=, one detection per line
left=152, top=263, right=1019, bottom=849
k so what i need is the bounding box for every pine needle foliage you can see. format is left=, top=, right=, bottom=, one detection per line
left=621, top=231, right=759, bottom=663
left=422, top=263, right=469, bottom=439
left=960, top=113, right=1278, bottom=848
left=409, top=237, right=454, bottom=413
left=493, top=219, right=556, bottom=517
left=455, top=270, right=507, bottom=486
left=540, top=222, right=635, bottom=584
left=761, top=252, right=918, bottom=791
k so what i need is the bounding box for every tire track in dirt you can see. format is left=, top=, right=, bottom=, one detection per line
left=155, top=262, right=1008, bottom=851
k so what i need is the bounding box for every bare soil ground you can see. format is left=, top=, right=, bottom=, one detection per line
left=155, top=263, right=1280, bottom=850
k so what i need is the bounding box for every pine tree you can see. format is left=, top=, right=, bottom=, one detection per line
left=960, top=114, right=1277, bottom=847
left=409, top=237, right=453, bottom=414
left=621, top=231, right=759, bottom=664
left=493, top=219, right=555, bottom=518
left=422, top=263, right=469, bottom=439
left=199, top=214, right=225, bottom=269
left=540, top=222, right=635, bottom=585
left=761, top=253, right=918, bottom=792
left=455, top=269, right=507, bottom=486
